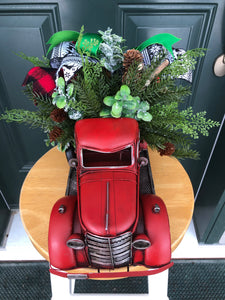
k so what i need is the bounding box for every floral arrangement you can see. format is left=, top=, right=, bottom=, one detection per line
left=0, top=27, right=220, bottom=159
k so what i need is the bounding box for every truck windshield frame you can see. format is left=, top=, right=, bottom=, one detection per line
left=81, top=146, right=133, bottom=168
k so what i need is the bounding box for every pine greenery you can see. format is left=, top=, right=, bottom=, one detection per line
left=0, top=109, right=52, bottom=129
left=122, top=53, right=220, bottom=158
left=16, top=52, right=50, bottom=67
left=162, top=48, right=206, bottom=79
left=0, top=30, right=220, bottom=157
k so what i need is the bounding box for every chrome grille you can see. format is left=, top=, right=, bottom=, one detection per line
left=86, top=232, right=132, bottom=268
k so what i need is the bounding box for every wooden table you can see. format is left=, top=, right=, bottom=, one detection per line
left=20, top=146, right=194, bottom=299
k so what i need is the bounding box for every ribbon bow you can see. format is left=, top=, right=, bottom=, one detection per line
left=47, top=31, right=180, bottom=59
left=136, top=33, right=181, bottom=58
left=47, top=30, right=102, bottom=58
left=46, top=30, right=191, bottom=83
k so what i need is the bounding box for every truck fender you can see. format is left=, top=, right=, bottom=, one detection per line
left=141, top=194, right=171, bottom=267
left=48, top=195, right=77, bottom=269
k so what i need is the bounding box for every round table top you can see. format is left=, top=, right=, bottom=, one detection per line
left=20, top=146, right=194, bottom=275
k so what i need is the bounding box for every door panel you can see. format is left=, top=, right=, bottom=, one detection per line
left=116, top=2, right=217, bottom=50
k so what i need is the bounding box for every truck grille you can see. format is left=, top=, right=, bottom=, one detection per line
left=86, top=232, right=132, bottom=268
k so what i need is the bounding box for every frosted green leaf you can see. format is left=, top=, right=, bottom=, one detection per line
left=127, top=95, right=133, bottom=101
left=66, top=84, right=74, bottom=97
left=56, top=96, right=66, bottom=109
left=112, top=102, right=122, bottom=117
left=68, top=109, right=82, bottom=120
left=133, top=96, right=140, bottom=103
left=139, top=101, right=150, bottom=111
left=142, top=112, right=152, bottom=122
left=123, top=100, right=137, bottom=110
left=52, top=92, right=58, bottom=98
left=114, top=91, right=122, bottom=100
left=137, top=111, right=152, bottom=122
left=111, top=111, right=121, bottom=118
left=120, top=85, right=130, bottom=96
left=57, top=77, right=65, bottom=90
left=103, top=96, right=116, bottom=106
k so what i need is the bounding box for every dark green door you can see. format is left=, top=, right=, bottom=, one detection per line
left=0, top=0, right=224, bottom=243
left=194, top=115, right=225, bottom=243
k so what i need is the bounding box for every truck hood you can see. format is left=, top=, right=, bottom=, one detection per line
left=78, top=171, right=138, bottom=236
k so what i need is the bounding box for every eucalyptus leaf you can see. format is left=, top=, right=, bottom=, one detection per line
left=137, top=111, right=144, bottom=119
left=66, top=83, right=74, bottom=97
left=103, top=96, right=116, bottom=106
left=111, top=110, right=121, bottom=118
left=138, top=111, right=152, bottom=122
left=139, top=101, right=150, bottom=111
left=114, top=91, right=122, bottom=100
left=123, top=100, right=137, bottom=110
left=52, top=92, right=58, bottom=98
left=120, top=85, right=130, bottom=96
left=127, top=95, right=133, bottom=101
left=142, top=112, right=152, bottom=122
left=56, top=95, right=67, bottom=109
left=100, top=83, right=152, bottom=122
left=57, top=77, right=65, bottom=90
left=112, top=101, right=122, bottom=117
left=134, top=96, right=140, bottom=103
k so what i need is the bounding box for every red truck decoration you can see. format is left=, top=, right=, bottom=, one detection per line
left=48, top=118, right=173, bottom=278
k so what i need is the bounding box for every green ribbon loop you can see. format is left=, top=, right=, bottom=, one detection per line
left=46, top=30, right=79, bottom=55
left=47, top=30, right=102, bottom=58
left=75, top=33, right=102, bottom=57
left=136, top=33, right=181, bottom=58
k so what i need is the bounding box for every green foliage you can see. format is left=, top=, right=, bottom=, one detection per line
left=70, top=40, right=123, bottom=119
left=16, top=52, right=50, bottom=67
left=0, top=85, right=76, bottom=150
left=52, top=77, right=84, bottom=120
left=140, top=98, right=219, bottom=158
left=72, top=61, right=106, bottom=118
left=161, top=48, right=206, bottom=79
left=174, top=108, right=220, bottom=139
left=139, top=119, right=190, bottom=149
left=123, top=60, right=159, bottom=97
left=173, top=146, right=200, bottom=160
left=123, top=51, right=220, bottom=158
left=0, top=29, right=219, bottom=159
left=100, top=85, right=152, bottom=121
left=53, top=26, right=112, bottom=119
left=23, top=84, right=53, bottom=107
left=0, top=109, right=52, bottom=130
left=141, top=78, right=192, bottom=106
left=98, top=28, right=125, bottom=72
left=46, top=118, right=76, bottom=151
